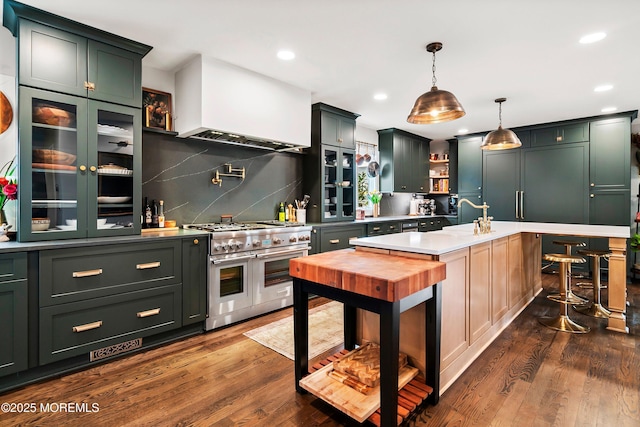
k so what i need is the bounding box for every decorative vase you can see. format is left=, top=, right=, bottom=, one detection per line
left=373, top=203, right=379, bottom=218
left=2, top=199, right=17, bottom=232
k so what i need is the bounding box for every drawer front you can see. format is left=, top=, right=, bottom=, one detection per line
left=39, top=284, right=181, bottom=365
left=0, top=252, right=27, bottom=283
left=320, top=225, right=365, bottom=252
left=40, top=241, right=181, bottom=306
left=367, top=221, right=401, bottom=236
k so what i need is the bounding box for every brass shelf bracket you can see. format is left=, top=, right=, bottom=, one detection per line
left=212, top=163, right=246, bottom=187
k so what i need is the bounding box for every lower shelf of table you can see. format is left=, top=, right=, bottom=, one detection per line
left=302, top=349, right=434, bottom=426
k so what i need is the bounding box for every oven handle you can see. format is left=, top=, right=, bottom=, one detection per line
left=255, top=247, right=310, bottom=259
left=210, top=253, right=256, bottom=264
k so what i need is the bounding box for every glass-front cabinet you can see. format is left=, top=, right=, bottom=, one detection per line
left=18, top=87, right=141, bottom=241
left=322, top=147, right=355, bottom=221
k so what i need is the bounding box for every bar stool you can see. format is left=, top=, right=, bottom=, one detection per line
left=548, top=240, right=589, bottom=305
left=539, top=253, right=590, bottom=333
left=573, top=249, right=611, bottom=318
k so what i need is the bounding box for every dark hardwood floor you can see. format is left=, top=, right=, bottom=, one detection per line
left=1, top=274, right=638, bottom=427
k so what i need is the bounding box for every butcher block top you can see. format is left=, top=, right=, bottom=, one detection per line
left=289, top=248, right=446, bottom=302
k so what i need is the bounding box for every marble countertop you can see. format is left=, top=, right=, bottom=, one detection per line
left=350, top=221, right=630, bottom=255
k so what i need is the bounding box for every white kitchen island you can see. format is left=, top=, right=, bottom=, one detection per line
left=350, top=221, right=629, bottom=392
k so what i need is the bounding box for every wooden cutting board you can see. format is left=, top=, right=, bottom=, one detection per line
left=289, top=248, right=445, bottom=302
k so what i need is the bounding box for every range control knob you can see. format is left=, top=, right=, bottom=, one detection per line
left=273, top=238, right=282, bottom=245
left=221, top=243, right=229, bottom=251
left=236, top=242, right=243, bottom=249
left=289, top=236, right=298, bottom=243
left=214, top=244, right=222, bottom=251
left=253, top=241, right=261, bottom=247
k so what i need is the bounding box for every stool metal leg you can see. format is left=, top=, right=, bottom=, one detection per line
left=548, top=244, right=589, bottom=305
left=539, top=260, right=590, bottom=333
left=574, top=255, right=611, bottom=318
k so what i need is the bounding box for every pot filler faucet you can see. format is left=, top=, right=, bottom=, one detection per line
left=458, top=198, right=493, bottom=235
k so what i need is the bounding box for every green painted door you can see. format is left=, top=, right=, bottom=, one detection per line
left=182, top=236, right=207, bottom=325
left=482, top=149, right=520, bottom=221
left=457, top=136, right=484, bottom=194
left=19, top=20, right=88, bottom=98
left=88, top=40, right=142, bottom=107
left=0, top=253, right=28, bottom=377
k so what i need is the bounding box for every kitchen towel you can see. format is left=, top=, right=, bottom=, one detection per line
left=243, top=301, right=343, bottom=360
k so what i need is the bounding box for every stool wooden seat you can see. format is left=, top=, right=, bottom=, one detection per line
left=539, top=253, right=590, bottom=333
left=548, top=240, right=588, bottom=305
left=573, top=249, right=611, bottom=318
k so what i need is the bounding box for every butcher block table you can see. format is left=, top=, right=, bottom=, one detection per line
left=290, top=247, right=446, bottom=427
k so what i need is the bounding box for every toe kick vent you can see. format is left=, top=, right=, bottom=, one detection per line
left=90, top=338, right=143, bottom=362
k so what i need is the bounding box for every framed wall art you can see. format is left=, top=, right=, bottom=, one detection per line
left=142, top=88, right=172, bottom=131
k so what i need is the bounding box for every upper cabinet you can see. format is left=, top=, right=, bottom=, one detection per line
left=4, top=2, right=151, bottom=108
left=456, top=135, right=484, bottom=195
left=313, top=103, right=359, bottom=149
left=304, top=103, right=359, bottom=223
left=378, top=128, right=430, bottom=193
left=4, top=0, right=151, bottom=241
left=530, top=122, right=588, bottom=147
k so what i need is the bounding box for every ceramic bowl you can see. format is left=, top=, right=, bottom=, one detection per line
left=97, top=218, right=107, bottom=226
left=341, top=181, right=350, bottom=187
left=66, top=219, right=77, bottom=227
left=32, top=217, right=50, bottom=231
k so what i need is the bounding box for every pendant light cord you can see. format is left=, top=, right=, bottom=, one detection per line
left=431, top=50, right=437, bottom=88
left=498, top=101, right=503, bottom=127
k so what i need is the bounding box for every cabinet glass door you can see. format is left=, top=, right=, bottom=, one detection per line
left=323, top=147, right=339, bottom=220
left=340, top=151, right=355, bottom=219
left=88, top=101, right=140, bottom=236
left=19, top=88, right=88, bottom=240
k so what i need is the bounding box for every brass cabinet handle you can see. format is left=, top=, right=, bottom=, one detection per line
left=337, top=138, right=343, bottom=143
left=590, top=194, right=594, bottom=198
left=79, top=165, right=87, bottom=172
left=389, top=226, right=396, bottom=230
left=136, top=261, right=161, bottom=270
left=590, top=182, right=595, bottom=187
left=137, top=308, right=160, bottom=318
left=84, top=81, right=96, bottom=91
left=349, top=237, right=358, bottom=240
left=193, top=238, right=199, bottom=245
left=73, top=268, right=103, bottom=278
left=89, top=165, right=97, bottom=172
left=329, top=239, right=340, bottom=244
left=73, top=320, right=102, bottom=333
left=372, top=227, right=381, bottom=231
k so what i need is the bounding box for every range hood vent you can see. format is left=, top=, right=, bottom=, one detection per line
left=175, top=55, right=311, bottom=152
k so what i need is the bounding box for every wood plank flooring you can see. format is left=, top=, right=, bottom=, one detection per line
left=1, top=274, right=638, bottom=427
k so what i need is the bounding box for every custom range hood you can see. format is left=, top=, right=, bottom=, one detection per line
left=175, top=55, right=311, bottom=151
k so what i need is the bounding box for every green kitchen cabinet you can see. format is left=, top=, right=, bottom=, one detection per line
left=530, top=122, right=588, bottom=147
left=378, top=128, right=430, bottom=193
left=182, top=236, right=208, bottom=325
left=304, top=104, right=359, bottom=223
left=5, top=8, right=150, bottom=108
left=482, top=149, right=520, bottom=221
left=18, top=87, right=142, bottom=241
left=0, top=253, right=28, bottom=377
left=457, top=135, right=484, bottom=195
left=312, top=103, right=359, bottom=149
left=367, top=221, right=401, bottom=236
left=319, top=224, right=366, bottom=253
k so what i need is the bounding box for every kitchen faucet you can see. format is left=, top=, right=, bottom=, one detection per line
left=457, top=198, right=493, bottom=235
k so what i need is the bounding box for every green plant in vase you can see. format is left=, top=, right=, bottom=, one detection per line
left=357, top=171, right=369, bottom=207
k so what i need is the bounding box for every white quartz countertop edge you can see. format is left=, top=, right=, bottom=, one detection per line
left=350, top=221, right=630, bottom=256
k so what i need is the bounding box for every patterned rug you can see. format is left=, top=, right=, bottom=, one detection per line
left=243, top=301, right=344, bottom=360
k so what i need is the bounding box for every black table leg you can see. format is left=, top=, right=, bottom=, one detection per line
left=343, top=304, right=357, bottom=350
left=425, top=282, right=442, bottom=404
left=379, top=300, right=400, bottom=427
left=293, top=278, right=309, bottom=393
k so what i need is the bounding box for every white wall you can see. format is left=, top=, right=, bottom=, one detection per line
left=141, top=66, right=175, bottom=113
left=356, top=125, right=377, bottom=146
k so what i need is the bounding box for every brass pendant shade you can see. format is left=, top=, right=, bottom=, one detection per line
left=481, top=98, right=522, bottom=150
left=407, top=42, right=465, bottom=125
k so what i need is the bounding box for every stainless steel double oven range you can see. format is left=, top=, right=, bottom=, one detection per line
left=184, top=221, right=312, bottom=330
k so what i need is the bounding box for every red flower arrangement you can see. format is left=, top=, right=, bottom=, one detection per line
left=0, top=157, right=17, bottom=211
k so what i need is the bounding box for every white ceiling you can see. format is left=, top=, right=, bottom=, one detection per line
left=12, top=0, right=640, bottom=140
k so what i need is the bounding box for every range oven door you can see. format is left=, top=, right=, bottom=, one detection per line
left=253, top=245, right=309, bottom=306
left=210, top=253, right=255, bottom=316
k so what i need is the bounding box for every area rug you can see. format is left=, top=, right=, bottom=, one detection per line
left=243, top=301, right=344, bottom=360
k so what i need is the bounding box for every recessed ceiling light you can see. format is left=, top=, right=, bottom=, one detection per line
left=594, top=84, right=613, bottom=92
left=373, top=93, right=388, bottom=101
left=601, top=106, right=617, bottom=113
left=277, top=50, right=295, bottom=60
left=458, top=128, right=469, bottom=134
left=579, top=32, right=606, bottom=44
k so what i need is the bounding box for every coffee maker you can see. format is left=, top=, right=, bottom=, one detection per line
left=448, top=194, right=458, bottom=215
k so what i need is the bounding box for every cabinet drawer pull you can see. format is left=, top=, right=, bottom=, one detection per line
left=137, top=308, right=161, bottom=318
left=73, top=320, right=102, bottom=333
left=329, top=239, right=340, bottom=244
left=372, top=227, right=381, bottom=231
left=84, top=81, right=96, bottom=91
left=73, top=268, right=103, bottom=278
left=193, top=238, right=199, bottom=245
left=136, top=261, right=161, bottom=270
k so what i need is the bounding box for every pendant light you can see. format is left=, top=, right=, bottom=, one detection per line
left=407, top=42, right=465, bottom=124
left=481, top=98, right=522, bottom=150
